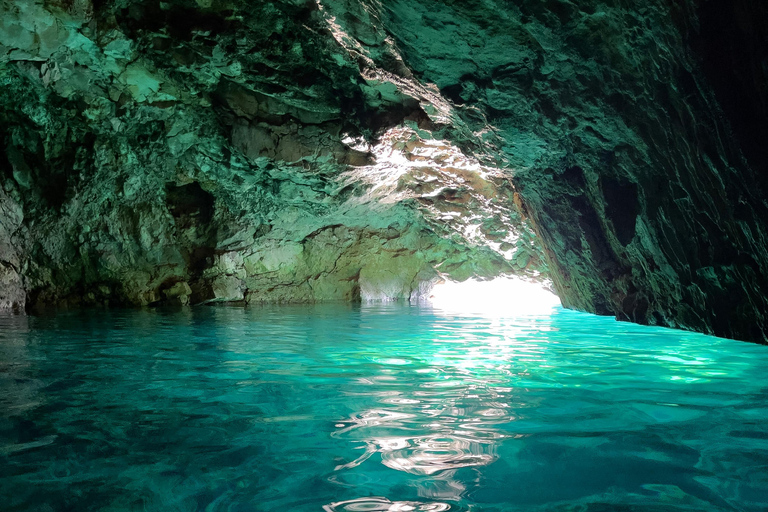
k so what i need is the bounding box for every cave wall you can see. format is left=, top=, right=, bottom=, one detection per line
left=686, top=0, right=768, bottom=187
left=0, top=0, right=546, bottom=309
left=1, top=0, right=767, bottom=342
left=357, top=0, right=768, bottom=342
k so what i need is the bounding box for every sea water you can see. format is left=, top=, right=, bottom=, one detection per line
left=0, top=304, right=767, bottom=511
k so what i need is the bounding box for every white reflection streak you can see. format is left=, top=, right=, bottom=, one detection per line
left=323, top=497, right=451, bottom=512
left=329, top=286, right=552, bottom=502
left=378, top=434, right=498, bottom=475
left=332, top=401, right=508, bottom=487
left=333, top=443, right=377, bottom=471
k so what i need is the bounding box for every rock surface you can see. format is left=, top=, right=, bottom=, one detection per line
left=0, top=0, right=547, bottom=310
left=0, top=0, right=766, bottom=342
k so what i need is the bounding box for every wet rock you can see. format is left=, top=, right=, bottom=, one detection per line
left=162, top=281, right=191, bottom=306
left=0, top=188, right=24, bottom=312
left=0, top=263, right=24, bottom=313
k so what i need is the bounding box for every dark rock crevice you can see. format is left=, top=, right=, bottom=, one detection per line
left=684, top=0, right=768, bottom=181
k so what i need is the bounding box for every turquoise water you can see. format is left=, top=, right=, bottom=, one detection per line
left=1, top=304, right=767, bottom=512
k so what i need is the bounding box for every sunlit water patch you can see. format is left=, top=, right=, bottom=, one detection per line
left=1, top=304, right=767, bottom=511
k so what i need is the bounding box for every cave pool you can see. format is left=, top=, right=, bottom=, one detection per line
left=1, top=303, right=767, bottom=511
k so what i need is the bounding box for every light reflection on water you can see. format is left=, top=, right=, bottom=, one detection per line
left=0, top=303, right=767, bottom=511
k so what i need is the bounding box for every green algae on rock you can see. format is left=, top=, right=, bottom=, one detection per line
left=0, top=0, right=546, bottom=311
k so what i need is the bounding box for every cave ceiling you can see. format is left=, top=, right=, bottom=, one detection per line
left=1, top=0, right=767, bottom=343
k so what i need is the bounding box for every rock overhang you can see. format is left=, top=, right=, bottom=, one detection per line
left=0, top=0, right=767, bottom=343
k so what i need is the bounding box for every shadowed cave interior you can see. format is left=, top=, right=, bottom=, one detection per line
left=1, top=1, right=768, bottom=510
left=1, top=0, right=767, bottom=342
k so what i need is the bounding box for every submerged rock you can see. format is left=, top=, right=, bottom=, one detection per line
left=0, top=0, right=766, bottom=342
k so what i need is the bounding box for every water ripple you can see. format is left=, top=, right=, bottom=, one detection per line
left=1, top=304, right=767, bottom=511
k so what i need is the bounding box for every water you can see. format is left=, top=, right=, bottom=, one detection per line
left=1, top=304, right=767, bottom=512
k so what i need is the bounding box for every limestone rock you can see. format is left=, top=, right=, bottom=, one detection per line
left=0, top=263, right=24, bottom=313
left=0, top=0, right=766, bottom=343
left=162, top=281, right=191, bottom=306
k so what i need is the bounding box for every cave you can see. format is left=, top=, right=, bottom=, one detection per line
left=1, top=0, right=767, bottom=510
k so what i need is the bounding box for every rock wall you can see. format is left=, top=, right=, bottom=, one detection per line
left=325, top=0, right=768, bottom=342
left=686, top=0, right=768, bottom=189
left=0, top=0, right=546, bottom=309
left=1, top=0, right=767, bottom=343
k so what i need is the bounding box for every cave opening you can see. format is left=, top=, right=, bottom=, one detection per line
left=428, top=276, right=560, bottom=315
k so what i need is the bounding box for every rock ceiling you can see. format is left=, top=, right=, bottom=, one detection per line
left=1, top=0, right=767, bottom=343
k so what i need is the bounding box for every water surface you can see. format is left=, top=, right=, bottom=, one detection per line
left=1, top=304, right=767, bottom=511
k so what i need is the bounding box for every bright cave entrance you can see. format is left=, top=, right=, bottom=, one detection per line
left=428, top=276, right=561, bottom=315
